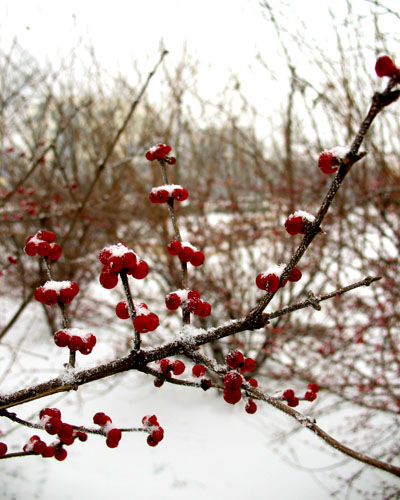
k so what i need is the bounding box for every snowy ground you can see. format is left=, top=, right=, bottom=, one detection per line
left=0, top=298, right=396, bottom=499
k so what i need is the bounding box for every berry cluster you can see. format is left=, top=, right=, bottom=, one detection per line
left=153, top=358, right=186, bottom=387
left=54, top=328, right=97, bottom=354
left=35, top=280, right=79, bottom=306
left=24, top=230, right=62, bottom=260
left=375, top=55, right=400, bottom=79
left=281, top=383, right=319, bottom=407
left=145, top=143, right=176, bottom=164
left=165, top=289, right=211, bottom=317
left=256, top=264, right=302, bottom=292
left=23, top=435, right=67, bottom=460
left=142, top=415, right=164, bottom=447
left=285, top=210, right=316, bottom=235
left=282, top=389, right=299, bottom=407
left=149, top=184, right=188, bottom=204
left=304, top=383, right=319, bottom=402
left=115, top=300, right=159, bottom=333
left=167, top=240, right=205, bottom=267
left=223, top=350, right=257, bottom=408
left=98, top=243, right=148, bottom=289
left=93, top=412, right=122, bottom=448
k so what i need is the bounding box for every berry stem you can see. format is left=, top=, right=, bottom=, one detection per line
left=158, top=160, right=190, bottom=322
left=120, top=270, right=141, bottom=351
left=43, top=257, right=73, bottom=366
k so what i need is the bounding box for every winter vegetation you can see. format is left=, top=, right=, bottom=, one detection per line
left=0, top=1, right=400, bottom=498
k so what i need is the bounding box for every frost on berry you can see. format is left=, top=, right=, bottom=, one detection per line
left=54, top=328, right=96, bottom=354
left=35, top=280, right=79, bottom=306
left=149, top=185, right=189, bottom=204
left=24, top=230, right=62, bottom=260
left=98, top=243, right=149, bottom=288
left=165, top=289, right=211, bottom=318
left=145, top=143, right=172, bottom=161
left=318, top=147, right=347, bottom=174
left=167, top=241, right=205, bottom=267
left=284, top=210, right=315, bottom=235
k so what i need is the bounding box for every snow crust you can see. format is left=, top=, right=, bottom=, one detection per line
left=292, top=210, right=316, bottom=222
left=42, top=280, right=74, bottom=292
left=327, top=146, right=348, bottom=159
left=260, top=263, right=286, bottom=278
left=151, top=184, right=183, bottom=195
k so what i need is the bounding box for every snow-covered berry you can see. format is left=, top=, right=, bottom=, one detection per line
left=285, top=210, right=315, bottom=235
left=245, top=398, right=257, bottom=414
left=145, top=144, right=172, bottom=161
left=225, top=350, right=244, bottom=369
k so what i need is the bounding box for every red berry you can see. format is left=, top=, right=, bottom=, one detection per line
left=256, top=273, right=280, bottom=292
left=165, top=293, right=181, bottom=310
left=116, top=301, right=130, bottom=319
left=93, top=412, right=112, bottom=426
left=37, top=230, right=56, bottom=243
left=223, top=388, right=242, bottom=404
left=54, top=447, right=67, bottom=461
left=48, top=243, right=62, bottom=261
left=225, top=350, right=244, bottom=369
left=171, top=360, right=185, bottom=375
left=318, top=151, right=339, bottom=174
left=44, top=417, right=63, bottom=435
left=147, top=435, right=158, bottom=446
left=178, top=246, right=194, bottom=263
left=304, top=390, right=317, bottom=402
left=287, top=397, right=299, bottom=407
left=308, top=383, right=319, bottom=393
left=24, top=239, right=38, bottom=256
left=245, top=398, right=257, bottom=414
left=375, top=55, right=398, bottom=77
left=242, top=357, right=256, bottom=373
left=247, top=378, right=258, bottom=387
left=40, top=407, right=61, bottom=420
left=159, top=358, right=171, bottom=373
left=68, top=335, right=83, bottom=352
left=187, top=290, right=200, bottom=300
left=282, top=389, right=295, bottom=401
left=145, top=151, right=155, bottom=161
left=142, top=415, right=159, bottom=426
left=107, top=428, right=122, bottom=442
left=59, top=282, right=79, bottom=304
left=150, top=426, right=164, bottom=444
left=197, top=301, right=212, bottom=317
left=43, top=288, right=58, bottom=306
left=190, top=251, right=205, bottom=267
left=172, top=187, right=188, bottom=201
left=32, top=440, right=47, bottom=455
left=41, top=446, right=55, bottom=458
left=108, top=256, right=123, bottom=272
left=7, top=256, right=18, bottom=264
left=54, top=330, right=69, bottom=347
left=284, top=215, right=307, bottom=235
left=167, top=240, right=182, bottom=256
left=134, top=313, right=159, bottom=333
left=224, top=371, right=243, bottom=389
left=122, top=251, right=137, bottom=269
left=36, top=241, right=51, bottom=257
left=154, top=378, right=164, bottom=388
left=192, top=364, right=206, bottom=378
left=75, top=432, right=88, bottom=442
left=186, top=298, right=203, bottom=314
left=0, top=442, right=7, bottom=457
left=130, top=260, right=148, bottom=279
left=288, top=267, right=302, bottom=282
left=99, top=270, right=119, bottom=289
left=167, top=156, right=176, bottom=165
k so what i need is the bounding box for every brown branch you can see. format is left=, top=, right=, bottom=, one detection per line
left=61, top=49, right=168, bottom=245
